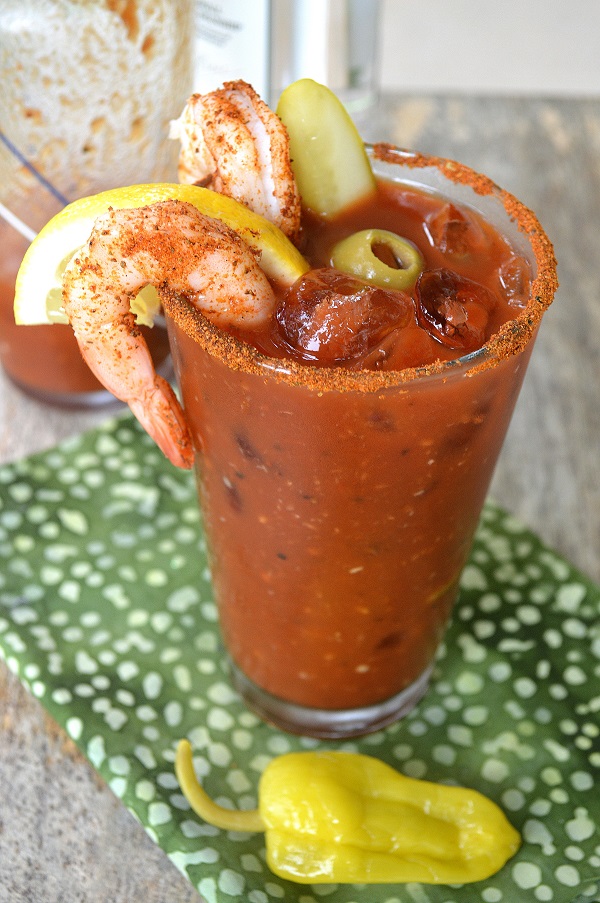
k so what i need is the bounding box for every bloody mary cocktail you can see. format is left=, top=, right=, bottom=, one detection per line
left=165, top=144, right=557, bottom=738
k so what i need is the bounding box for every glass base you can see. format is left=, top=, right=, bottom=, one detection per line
left=229, top=661, right=433, bottom=739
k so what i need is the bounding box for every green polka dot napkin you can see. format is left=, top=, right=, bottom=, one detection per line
left=0, top=413, right=598, bottom=903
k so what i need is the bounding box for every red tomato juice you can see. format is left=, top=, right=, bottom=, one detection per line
left=165, top=145, right=557, bottom=737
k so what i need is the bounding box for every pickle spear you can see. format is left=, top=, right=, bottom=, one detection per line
left=276, top=79, right=376, bottom=217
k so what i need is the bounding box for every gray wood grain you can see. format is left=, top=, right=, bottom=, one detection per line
left=0, top=666, right=202, bottom=903
left=0, top=94, right=598, bottom=902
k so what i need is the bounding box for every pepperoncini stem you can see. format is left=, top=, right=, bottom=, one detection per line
left=175, top=740, right=265, bottom=833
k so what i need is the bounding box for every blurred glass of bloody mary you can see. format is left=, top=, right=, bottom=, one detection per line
left=167, top=144, right=558, bottom=738
left=0, top=0, right=192, bottom=404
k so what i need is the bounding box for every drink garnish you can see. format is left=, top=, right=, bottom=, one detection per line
left=14, top=183, right=309, bottom=326
left=176, top=740, right=521, bottom=885
left=276, top=78, right=376, bottom=217
left=331, top=228, right=424, bottom=291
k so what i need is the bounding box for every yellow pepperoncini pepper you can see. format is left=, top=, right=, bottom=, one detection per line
left=175, top=740, right=520, bottom=885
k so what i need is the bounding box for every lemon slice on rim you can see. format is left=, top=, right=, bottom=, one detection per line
left=14, top=183, right=310, bottom=326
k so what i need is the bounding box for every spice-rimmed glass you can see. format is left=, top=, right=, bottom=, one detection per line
left=164, top=144, right=557, bottom=738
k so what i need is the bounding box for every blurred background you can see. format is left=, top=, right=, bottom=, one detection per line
left=380, top=0, right=600, bottom=96
left=191, top=0, right=600, bottom=102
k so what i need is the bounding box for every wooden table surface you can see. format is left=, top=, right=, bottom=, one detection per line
left=1, top=93, right=598, bottom=902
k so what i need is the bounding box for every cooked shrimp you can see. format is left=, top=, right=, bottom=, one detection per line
left=62, top=199, right=277, bottom=469
left=171, top=80, right=301, bottom=243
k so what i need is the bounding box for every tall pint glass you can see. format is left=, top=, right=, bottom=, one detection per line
left=165, top=145, right=557, bottom=738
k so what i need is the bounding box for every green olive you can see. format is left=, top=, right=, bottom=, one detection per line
left=330, top=229, right=424, bottom=291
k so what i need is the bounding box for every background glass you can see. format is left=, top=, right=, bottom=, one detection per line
left=0, top=0, right=193, bottom=406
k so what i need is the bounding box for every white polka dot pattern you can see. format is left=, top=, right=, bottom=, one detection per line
left=0, top=414, right=599, bottom=903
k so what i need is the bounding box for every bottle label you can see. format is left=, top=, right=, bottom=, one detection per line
left=193, top=0, right=271, bottom=97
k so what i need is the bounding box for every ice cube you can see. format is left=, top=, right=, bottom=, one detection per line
left=424, top=203, right=488, bottom=258
left=415, top=268, right=496, bottom=351
left=498, top=254, right=532, bottom=307
left=277, top=268, right=413, bottom=364
left=355, top=324, right=440, bottom=371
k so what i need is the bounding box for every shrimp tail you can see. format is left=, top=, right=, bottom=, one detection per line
left=62, top=200, right=275, bottom=470
left=129, top=375, right=194, bottom=470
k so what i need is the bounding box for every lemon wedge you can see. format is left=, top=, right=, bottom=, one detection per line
left=276, top=79, right=376, bottom=218
left=14, top=183, right=310, bottom=326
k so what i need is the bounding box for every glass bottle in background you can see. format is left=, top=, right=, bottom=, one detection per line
left=191, top=0, right=381, bottom=123
left=0, top=0, right=193, bottom=406
left=270, top=0, right=382, bottom=121
left=192, top=0, right=272, bottom=99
